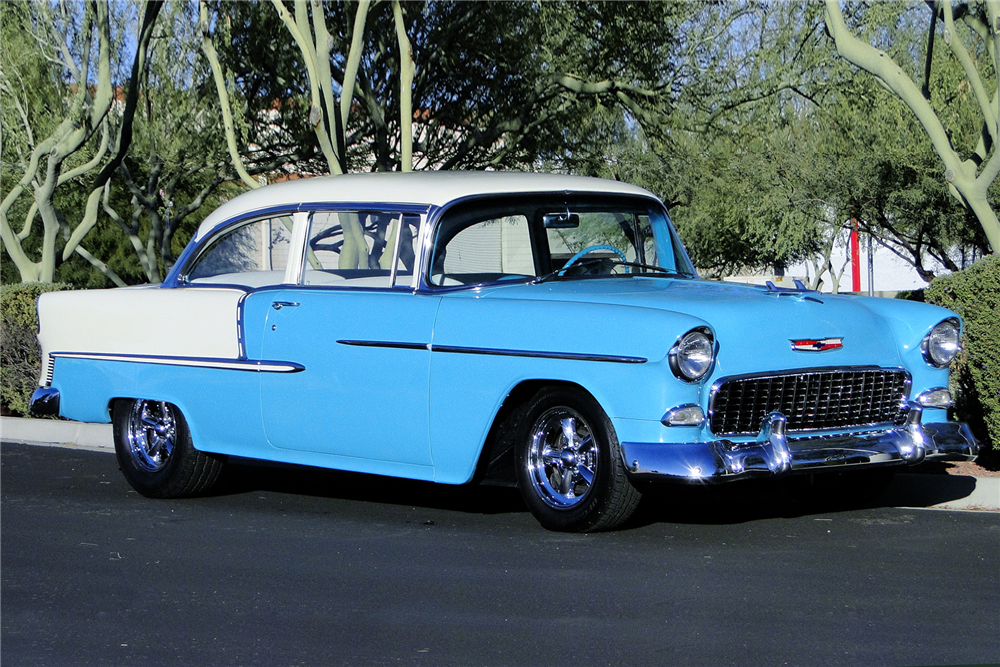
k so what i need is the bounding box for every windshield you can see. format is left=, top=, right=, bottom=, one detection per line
left=429, top=194, right=696, bottom=287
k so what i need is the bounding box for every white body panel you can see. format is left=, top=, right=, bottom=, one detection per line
left=36, top=286, right=245, bottom=384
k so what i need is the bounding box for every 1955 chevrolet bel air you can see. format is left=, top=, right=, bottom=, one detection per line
left=31, top=171, right=979, bottom=531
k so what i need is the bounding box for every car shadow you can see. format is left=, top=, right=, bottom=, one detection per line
left=626, top=472, right=983, bottom=528
left=208, top=458, right=982, bottom=526
left=880, top=472, right=980, bottom=507
left=210, top=457, right=528, bottom=516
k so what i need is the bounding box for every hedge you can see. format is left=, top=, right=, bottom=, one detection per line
left=923, top=255, right=1000, bottom=452
left=0, top=283, right=70, bottom=417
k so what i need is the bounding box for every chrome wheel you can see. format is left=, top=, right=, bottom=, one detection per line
left=527, top=407, right=598, bottom=509
left=125, top=400, right=177, bottom=472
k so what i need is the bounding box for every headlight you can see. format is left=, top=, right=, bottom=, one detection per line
left=922, top=318, right=961, bottom=368
left=669, top=328, right=714, bottom=382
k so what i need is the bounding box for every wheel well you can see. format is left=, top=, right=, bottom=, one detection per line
left=107, top=398, right=126, bottom=421
left=471, top=379, right=595, bottom=486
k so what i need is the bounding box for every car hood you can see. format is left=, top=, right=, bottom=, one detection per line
left=468, top=278, right=922, bottom=376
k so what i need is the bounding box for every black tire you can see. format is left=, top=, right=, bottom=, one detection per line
left=112, top=398, right=225, bottom=498
left=514, top=387, right=641, bottom=532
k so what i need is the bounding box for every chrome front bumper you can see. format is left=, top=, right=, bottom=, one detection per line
left=622, top=404, right=980, bottom=483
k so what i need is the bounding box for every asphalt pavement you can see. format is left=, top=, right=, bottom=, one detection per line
left=1, top=440, right=998, bottom=667
left=2, top=416, right=998, bottom=511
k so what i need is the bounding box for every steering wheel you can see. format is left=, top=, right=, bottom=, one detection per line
left=560, top=244, right=629, bottom=275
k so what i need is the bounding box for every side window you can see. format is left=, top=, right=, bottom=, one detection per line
left=302, top=211, right=420, bottom=288
left=431, top=215, right=533, bottom=286
left=187, top=216, right=293, bottom=287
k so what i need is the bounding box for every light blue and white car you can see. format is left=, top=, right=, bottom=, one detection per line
left=31, top=172, right=979, bottom=531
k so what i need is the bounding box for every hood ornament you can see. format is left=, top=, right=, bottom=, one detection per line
left=791, top=337, right=843, bottom=352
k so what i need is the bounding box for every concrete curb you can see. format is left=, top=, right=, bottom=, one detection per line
left=2, top=416, right=997, bottom=511
left=885, top=473, right=1000, bottom=512
left=1, top=416, right=112, bottom=452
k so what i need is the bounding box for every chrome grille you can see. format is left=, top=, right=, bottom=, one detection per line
left=709, top=368, right=910, bottom=436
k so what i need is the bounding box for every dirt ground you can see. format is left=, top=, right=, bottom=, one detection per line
left=911, top=447, right=1000, bottom=477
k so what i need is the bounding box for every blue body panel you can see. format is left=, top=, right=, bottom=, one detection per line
left=428, top=294, right=699, bottom=482
left=51, top=275, right=959, bottom=485
left=248, top=288, right=439, bottom=467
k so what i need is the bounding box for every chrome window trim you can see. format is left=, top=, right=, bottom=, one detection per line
left=284, top=211, right=311, bottom=285
left=419, top=191, right=692, bottom=293
left=167, top=203, right=431, bottom=288
left=176, top=209, right=299, bottom=285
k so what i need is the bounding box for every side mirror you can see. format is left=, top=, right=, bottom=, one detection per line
left=543, top=212, right=580, bottom=229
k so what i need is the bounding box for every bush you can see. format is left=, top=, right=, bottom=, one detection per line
left=0, top=283, right=70, bottom=417
left=924, top=256, right=1000, bottom=452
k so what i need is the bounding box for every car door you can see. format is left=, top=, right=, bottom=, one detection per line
left=256, top=289, right=438, bottom=465
left=254, top=210, right=438, bottom=467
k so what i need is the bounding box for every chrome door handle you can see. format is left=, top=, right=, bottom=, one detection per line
left=271, top=301, right=300, bottom=310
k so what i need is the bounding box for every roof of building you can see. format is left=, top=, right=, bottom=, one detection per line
left=194, top=171, right=657, bottom=241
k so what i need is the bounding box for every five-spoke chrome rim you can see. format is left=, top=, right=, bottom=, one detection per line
left=126, top=400, right=177, bottom=472
left=527, top=407, right=598, bottom=509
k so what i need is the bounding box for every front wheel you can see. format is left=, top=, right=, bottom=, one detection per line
left=515, top=387, right=641, bottom=532
left=113, top=398, right=224, bottom=498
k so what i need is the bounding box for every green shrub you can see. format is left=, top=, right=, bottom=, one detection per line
left=0, top=283, right=70, bottom=417
left=924, top=256, right=1000, bottom=452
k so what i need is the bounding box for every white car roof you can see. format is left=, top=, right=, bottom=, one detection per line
left=193, top=171, right=657, bottom=241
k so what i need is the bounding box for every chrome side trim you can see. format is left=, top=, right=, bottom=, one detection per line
left=44, top=355, right=55, bottom=385
left=337, top=340, right=647, bottom=364
left=337, top=340, right=430, bottom=351
left=49, top=351, right=304, bottom=373
left=236, top=291, right=250, bottom=359
left=431, top=344, right=648, bottom=364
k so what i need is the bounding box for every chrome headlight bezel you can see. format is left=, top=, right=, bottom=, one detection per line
left=669, top=328, right=715, bottom=382
left=921, top=318, right=961, bottom=368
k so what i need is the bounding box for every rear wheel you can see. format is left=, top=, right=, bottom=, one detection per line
left=113, top=398, right=224, bottom=498
left=515, top=387, right=641, bottom=532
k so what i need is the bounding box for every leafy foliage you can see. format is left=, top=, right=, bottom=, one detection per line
left=0, top=283, right=70, bottom=416
left=924, top=255, right=1000, bottom=451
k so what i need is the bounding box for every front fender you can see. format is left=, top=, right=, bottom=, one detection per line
left=427, top=295, right=710, bottom=483
left=852, top=296, right=959, bottom=421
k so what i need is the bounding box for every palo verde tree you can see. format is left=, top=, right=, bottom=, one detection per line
left=99, top=1, right=243, bottom=284
left=825, top=0, right=1000, bottom=254
left=1, top=0, right=163, bottom=284
left=197, top=1, right=694, bottom=181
